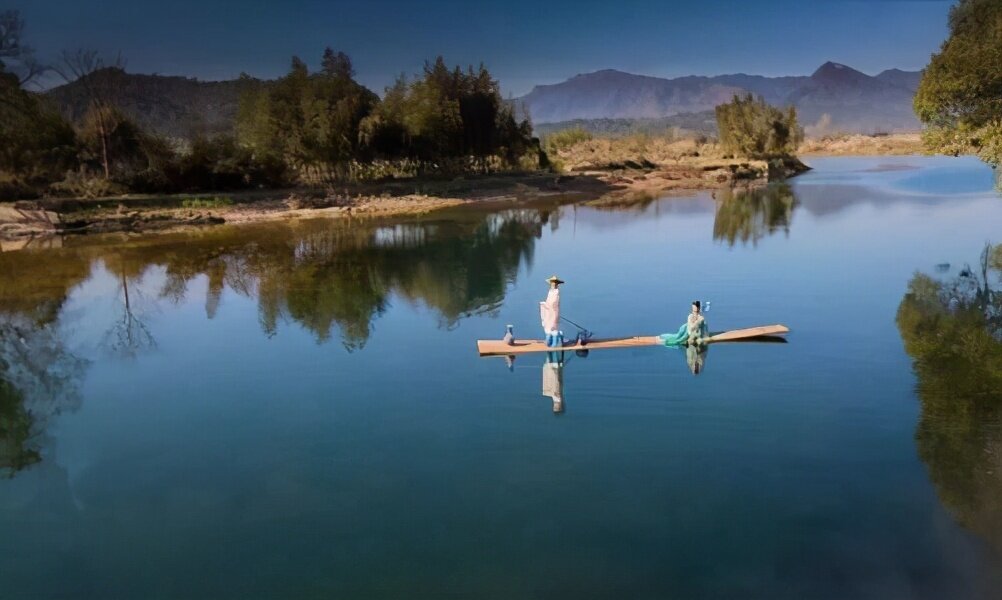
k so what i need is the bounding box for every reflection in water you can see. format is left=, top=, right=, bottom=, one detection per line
left=0, top=312, right=86, bottom=478
left=686, top=344, right=708, bottom=375
left=713, top=183, right=798, bottom=247
left=0, top=378, right=38, bottom=476
left=105, top=261, right=158, bottom=357
left=542, top=351, right=566, bottom=414
left=897, top=244, right=1002, bottom=550
left=0, top=210, right=550, bottom=475
left=1, top=211, right=547, bottom=351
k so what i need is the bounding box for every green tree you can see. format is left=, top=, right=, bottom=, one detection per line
left=0, top=74, right=76, bottom=187
left=236, top=51, right=378, bottom=182
left=715, top=94, right=803, bottom=159
left=321, top=47, right=354, bottom=80
left=359, top=57, right=538, bottom=173
left=0, top=11, right=76, bottom=196
left=358, top=74, right=412, bottom=158
left=914, top=0, right=1002, bottom=166
left=55, top=50, right=128, bottom=180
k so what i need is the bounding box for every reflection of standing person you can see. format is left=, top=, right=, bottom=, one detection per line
left=540, top=275, right=564, bottom=347
left=542, top=351, right=565, bottom=414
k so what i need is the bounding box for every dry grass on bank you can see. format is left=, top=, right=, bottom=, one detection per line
left=797, top=133, right=925, bottom=156
left=547, top=131, right=929, bottom=168
left=548, top=136, right=726, bottom=172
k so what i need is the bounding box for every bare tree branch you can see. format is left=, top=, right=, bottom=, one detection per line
left=53, top=49, right=127, bottom=180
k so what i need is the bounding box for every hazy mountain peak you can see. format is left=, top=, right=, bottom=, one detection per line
left=875, top=68, right=924, bottom=92
left=810, top=61, right=871, bottom=85
left=520, top=62, right=922, bottom=133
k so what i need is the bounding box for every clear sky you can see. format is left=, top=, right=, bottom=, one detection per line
left=13, top=0, right=953, bottom=96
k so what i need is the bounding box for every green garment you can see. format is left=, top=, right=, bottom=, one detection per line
left=658, top=319, right=708, bottom=346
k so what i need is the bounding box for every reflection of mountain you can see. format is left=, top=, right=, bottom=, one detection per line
left=896, top=246, right=1002, bottom=550
left=712, top=183, right=798, bottom=247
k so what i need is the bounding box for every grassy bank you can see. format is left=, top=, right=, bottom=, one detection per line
left=1, top=129, right=818, bottom=240
left=0, top=130, right=830, bottom=241
left=798, top=133, right=925, bottom=156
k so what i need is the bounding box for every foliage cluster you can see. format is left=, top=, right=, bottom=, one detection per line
left=715, top=94, right=803, bottom=159
left=0, top=12, right=542, bottom=200
left=915, top=0, right=1002, bottom=166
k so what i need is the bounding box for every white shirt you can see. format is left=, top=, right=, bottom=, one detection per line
left=540, top=288, right=560, bottom=333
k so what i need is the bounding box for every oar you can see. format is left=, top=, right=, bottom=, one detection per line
left=560, top=315, right=594, bottom=340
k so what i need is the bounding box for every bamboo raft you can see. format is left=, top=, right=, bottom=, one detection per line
left=476, top=324, right=789, bottom=356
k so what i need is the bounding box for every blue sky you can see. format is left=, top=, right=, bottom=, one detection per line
left=13, top=0, right=952, bottom=96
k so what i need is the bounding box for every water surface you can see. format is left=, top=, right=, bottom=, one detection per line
left=1, top=156, right=1001, bottom=599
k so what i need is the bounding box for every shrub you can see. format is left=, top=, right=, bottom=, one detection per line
left=48, top=171, right=127, bottom=199
left=180, top=196, right=233, bottom=209
left=173, top=135, right=288, bottom=191
left=0, top=174, right=40, bottom=201
left=715, top=94, right=803, bottom=159
left=543, top=127, right=593, bottom=153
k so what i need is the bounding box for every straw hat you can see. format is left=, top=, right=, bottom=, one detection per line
left=546, top=275, right=565, bottom=285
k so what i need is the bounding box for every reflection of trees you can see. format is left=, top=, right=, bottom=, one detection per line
left=713, top=183, right=798, bottom=247
left=0, top=250, right=92, bottom=324
left=0, top=249, right=91, bottom=477
left=258, top=212, right=542, bottom=346
left=0, top=313, right=87, bottom=478
left=213, top=213, right=541, bottom=348
left=104, top=259, right=157, bottom=357
left=0, top=210, right=544, bottom=474
left=0, top=378, right=39, bottom=476
left=897, top=244, right=1002, bottom=549
left=1, top=206, right=546, bottom=350
left=5, top=211, right=544, bottom=351
left=388, top=211, right=540, bottom=327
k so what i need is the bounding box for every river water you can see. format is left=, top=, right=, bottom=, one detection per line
left=1, top=156, right=1001, bottom=599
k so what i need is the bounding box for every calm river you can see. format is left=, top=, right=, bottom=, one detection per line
left=1, top=156, right=1001, bottom=599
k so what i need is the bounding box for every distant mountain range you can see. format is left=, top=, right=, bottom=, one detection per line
left=519, top=62, right=922, bottom=133
left=42, top=61, right=923, bottom=139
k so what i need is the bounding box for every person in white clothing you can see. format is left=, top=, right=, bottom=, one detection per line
left=539, top=275, right=564, bottom=347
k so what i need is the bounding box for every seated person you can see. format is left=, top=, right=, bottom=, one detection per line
left=658, top=300, right=709, bottom=346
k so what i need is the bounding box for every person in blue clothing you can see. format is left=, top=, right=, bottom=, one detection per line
left=659, top=300, right=709, bottom=346
left=685, top=300, right=709, bottom=345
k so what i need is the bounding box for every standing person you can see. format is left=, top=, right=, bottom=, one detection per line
left=540, top=275, right=564, bottom=347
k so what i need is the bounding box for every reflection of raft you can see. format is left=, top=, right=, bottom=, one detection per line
left=476, top=324, right=789, bottom=356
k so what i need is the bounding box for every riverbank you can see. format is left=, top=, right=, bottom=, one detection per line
left=0, top=152, right=808, bottom=240
left=0, top=131, right=937, bottom=242
left=798, top=133, right=925, bottom=156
